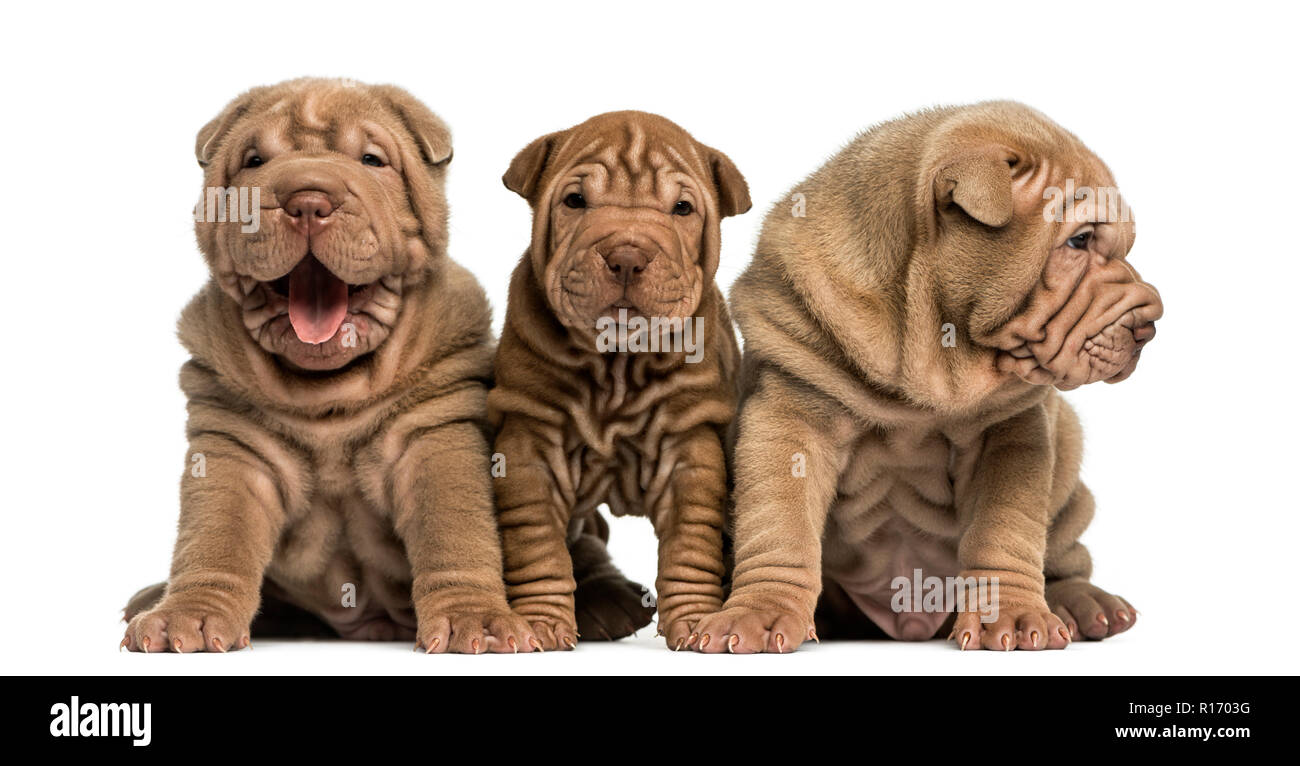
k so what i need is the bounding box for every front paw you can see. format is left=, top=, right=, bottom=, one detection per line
left=690, top=606, right=815, bottom=654
left=951, top=602, right=1071, bottom=651
left=416, top=611, right=538, bottom=654
left=122, top=597, right=251, bottom=653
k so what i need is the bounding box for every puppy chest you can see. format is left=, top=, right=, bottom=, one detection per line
left=560, top=423, right=691, bottom=520
left=832, top=427, right=961, bottom=540
left=268, top=490, right=411, bottom=611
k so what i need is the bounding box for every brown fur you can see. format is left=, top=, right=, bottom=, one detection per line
left=122, top=78, right=534, bottom=654
left=693, top=102, right=1162, bottom=653
left=489, top=112, right=751, bottom=649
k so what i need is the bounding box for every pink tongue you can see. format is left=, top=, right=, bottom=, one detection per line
left=287, top=256, right=349, bottom=344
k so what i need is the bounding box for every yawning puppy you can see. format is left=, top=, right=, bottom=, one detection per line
left=122, top=78, right=534, bottom=653
left=694, top=101, right=1162, bottom=653
left=489, top=112, right=751, bottom=649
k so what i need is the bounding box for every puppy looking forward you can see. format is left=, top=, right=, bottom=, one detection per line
left=123, top=78, right=534, bottom=653
left=695, top=102, right=1162, bottom=653
left=489, top=112, right=751, bottom=649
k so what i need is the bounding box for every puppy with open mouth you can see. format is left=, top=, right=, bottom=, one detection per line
left=122, top=78, right=534, bottom=653
left=488, top=112, right=751, bottom=649
left=694, top=101, right=1163, bottom=653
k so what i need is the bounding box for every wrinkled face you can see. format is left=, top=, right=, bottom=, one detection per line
left=938, top=139, right=1162, bottom=392
left=985, top=194, right=1159, bottom=390
left=545, top=142, right=708, bottom=337
left=506, top=113, right=748, bottom=349
left=195, top=80, right=447, bottom=371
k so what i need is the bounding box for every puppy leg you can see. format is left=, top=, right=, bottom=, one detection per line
left=647, top=425, right=729, bottom=650
left=571, top=513, right=656, bottom=640
left=1044, top=483, right=1138, bottom=640
left=952, top=405, right=1071, bottom=651
left=494, top=416, right=579, bottom=650
left=693, top=375, right=846, bottom=653
left=391, top=421, right=537, bottom=654
left=122, top=436, right=284, bottom=653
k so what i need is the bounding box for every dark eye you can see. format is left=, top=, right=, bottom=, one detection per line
left=563, top=192, right=586, bottom=209
left=362, top=154, right=385, bottom=167
left=243, top=155, right=264, bottom=169
left=673, top=200, right=694, bottom=216
left=1066, top=231, right=1092, bottom=249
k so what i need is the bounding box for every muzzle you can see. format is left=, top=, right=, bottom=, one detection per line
left=981, top=252, right=1162, bottom=390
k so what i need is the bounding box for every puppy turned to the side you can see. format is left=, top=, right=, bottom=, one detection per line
left=694, top=101, right=1162, bottom=653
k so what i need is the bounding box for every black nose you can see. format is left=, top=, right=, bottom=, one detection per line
left=604, top=247, right=649, bottom=285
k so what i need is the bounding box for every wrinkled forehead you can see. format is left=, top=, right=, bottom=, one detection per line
left=232, top=87, right=403, bottom=155
left=550, top=121, right=706, bottom=205
left=1026, top=130, right=1129, bottom=222
left=1040, top=158, right=1135, bottom=246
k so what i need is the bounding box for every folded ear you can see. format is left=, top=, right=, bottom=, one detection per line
left=195, top=87, right=266, bottom=168
left=701, top=143, right=752, bottom=218
left=503, top=132, right=563, bottom=204
left=370, top=84, right=453, bottom=166
left=934, top=146, right=1018, bottom=228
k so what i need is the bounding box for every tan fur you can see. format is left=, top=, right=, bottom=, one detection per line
left=122, top=78, right=534, bottom=654
left=693, top=102, right=1162, bottom=653
left=489, top=112, right=751, bottom=649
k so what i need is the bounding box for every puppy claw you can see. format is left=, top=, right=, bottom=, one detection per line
left=508, top=637, right=519, bottom=654
left=959, top=631, right=971, bottom=651
left=1001, top=634, right=1012, bottom=651
left=562, top=637, right=577, bottom=650
left=425, top=637, right=440, bottom=654
left=808, top=628, right=820, bottom=644
left=775, top=633, right=785, bottom=653
left=141, top=637, right=151, bottom=653
left=726, top=635, right=739, bottom=654
left=529, top=637, right=544, bottom=653
left=119, top=638, right=129, bottom=652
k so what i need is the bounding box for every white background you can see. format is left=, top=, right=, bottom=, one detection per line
left=2, top=0, right=1296, bottom=676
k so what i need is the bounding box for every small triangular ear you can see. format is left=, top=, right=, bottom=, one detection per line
left=195, top=87, right=265, bottom=168
left=503, top=132, right=563, bottom=204
left=702, top=143, right=752, bottom=217
left=934, top=146, right=1018, bottom=228
left=370, top=84, right=453, bottom=166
